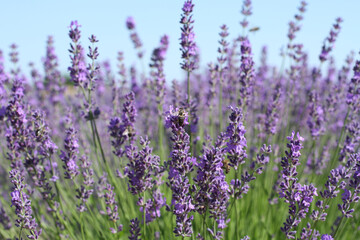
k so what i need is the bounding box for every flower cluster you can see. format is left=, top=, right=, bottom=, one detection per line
left=319, top=17, right=343, bottom=62
left=165, top=106, right=195, bottom=237
left=126, top=17, right=144, bottom=59
left=180, top=0, right=197, bottom=72
left=68, top=21, right=87, bottom=87
left=225, top=106, right=247, bottom=170
left=109, top=91, right=137, bottom=157
left=9, top=169, right=42, bottom=239
left=194, top=134, right=229, bottom=237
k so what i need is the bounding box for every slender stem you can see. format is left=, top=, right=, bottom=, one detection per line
left=143, top=191, right=146, bottom=237
left=209, top=106, right=214, bottom=141
left=329, top=107, right=350, bottom=170
left=187, top=70, right=191, bottom=106
left=202, top=213, right=206, bottom=240
left=80, top=212, right=85, bottom=240
left=219, top=83, right=223, bottom=133
left=234, top=169, right=239, bottom=240
left=332, top=216, right=344, bottom=238
left=93, top=119, right=107, bottom=164
left=158, top=105, right=165, bottom=164
left=18, top=226, right=23, bottom=240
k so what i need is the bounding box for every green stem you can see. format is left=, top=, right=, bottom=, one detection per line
left=332, top=216, right=344, bottom=238
left=18, top=226, right=23, bottom=240
left=143, top=191, right=147, bottom=237
left=219, top=82, right=223, bottom=133
left=93, top=119, right=107, bottom=164
left=234, top=169, right=239, bottom=240
left=80, top=212, right=85, bottom=240
left=158, top=107, right=165, bottom=164
left=329, top=107, right=350, bottom=170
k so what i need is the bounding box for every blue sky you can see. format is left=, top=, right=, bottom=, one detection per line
left=1, top=0, right=360, bottom=82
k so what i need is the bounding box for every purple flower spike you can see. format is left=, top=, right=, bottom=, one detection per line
left=9, top=169, right=42, bottom=239
left=126, top=16, right=136, bottom=30
left=180, top=0, right=197, bottom=72
left=165, top=106, right=195, bottom=237
left=195, top=134, right=229, bottom=236
left=126, top=17, right=144, bottom=59
left=109, top=91, right=137, bottom=157
left=225, top=106, right=247, bottom=170
left=238, top=37, right=255, bottom=107
left=321, top=234, right=334, bottom=240
left=279, top=132, right=319, bottom=239
left=129, top=218, right=141, bottom=240
left=68, top=21, right=87, bottom=87
left=59, top=127, right=80, bottom=180
left=319, top=17, right=343, bottom=63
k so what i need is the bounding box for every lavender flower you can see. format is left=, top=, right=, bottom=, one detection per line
left=109, top=91, right=137, bottom=157
left=287, top=1, right=307, bottom=42
left=129, top=218, right=141, bottom=240
left=238, top=37, right=255, bottom=107
left=125, top=136, right=161, bottom=195
left=0, top=205, right=12, bottom=230
left=225, top=106, right=247, bottom=170
left=165, top=106, right=195, bottom=237
left=150, top=35, right=169, bottom=110
left=337, top=153, right=360, bottom=218
left=43, top=36, right=64, bottom=105
left=59, top=127, right=79, bottom=179
left=240, top=0, right=252, bottom=29
left=99, top=178, right=123, bottom=234
left=346, top=56, right=360, bottom=108
left=126, top=17, right=144, bottom=59
left=194, top=134, right=229, bottom=236
left=321, top=234, right=334, bottom=240
left=68, top=21, right=87, bottom=87
left=76, top=155, right=94, bottom=212
left=319, top=18, right=343, bottom=62
left=229, top=144, right=271, bottom=199
left=9, top=169, right=42, bottom=239
left=180, top=0, right=197, bottom=73
left=307, top=91, right=325, bottom=138
left=279, top=132, right=318, bottom=239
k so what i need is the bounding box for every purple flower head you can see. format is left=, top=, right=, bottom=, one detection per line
left=68, top=20, right=88, bottom=87
left=346, top=58, right=360, bottom=107
left=319, top=17, right=343, bottom=62
left=195, top=134, right=229, bottom=231
left=0, top=206, right=11, bottom=230
left=287, top=1, right=307, bottom=41
left=129, top=218, right=141, bottom=240
left=321, top=234, right=334, bottom=240
left=165, top=106, right=189, bottom=129
left=125, top=136, right=161, bottom=195
left=126, top=17, right=144, bottom=59
left=126, top=16, right=136, bottom=30
left=238, top=37, right=255, bottom=107
left=165, top=105, right=195, bottom=237
left=109, top=91, right=137, bottom=157
left=9, top=169, right=42, bottom=239
left=180, top=0, right=197, bottom=72
left=225, top=106, right=247, bottom=169
left=240, top=0, right=252, bottom=28
left=69, top=21, right=81, bottom=42
left=59, top=127, right=80, bottom=180
left=182, top=0, right=194, bottom=13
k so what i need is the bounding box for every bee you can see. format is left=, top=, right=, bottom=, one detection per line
left=249, top=27, right=260, bottom=32
left=222, top=159, right=231, bottom=174
left=177, top=107, right=186, bottom=126
left=123, top=125, right=135, bottom=138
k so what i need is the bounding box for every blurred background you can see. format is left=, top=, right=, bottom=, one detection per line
left=0, top=0, right=360, bottom=81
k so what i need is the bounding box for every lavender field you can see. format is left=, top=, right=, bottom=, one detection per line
left=1, top=0, right=360, bottom=239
